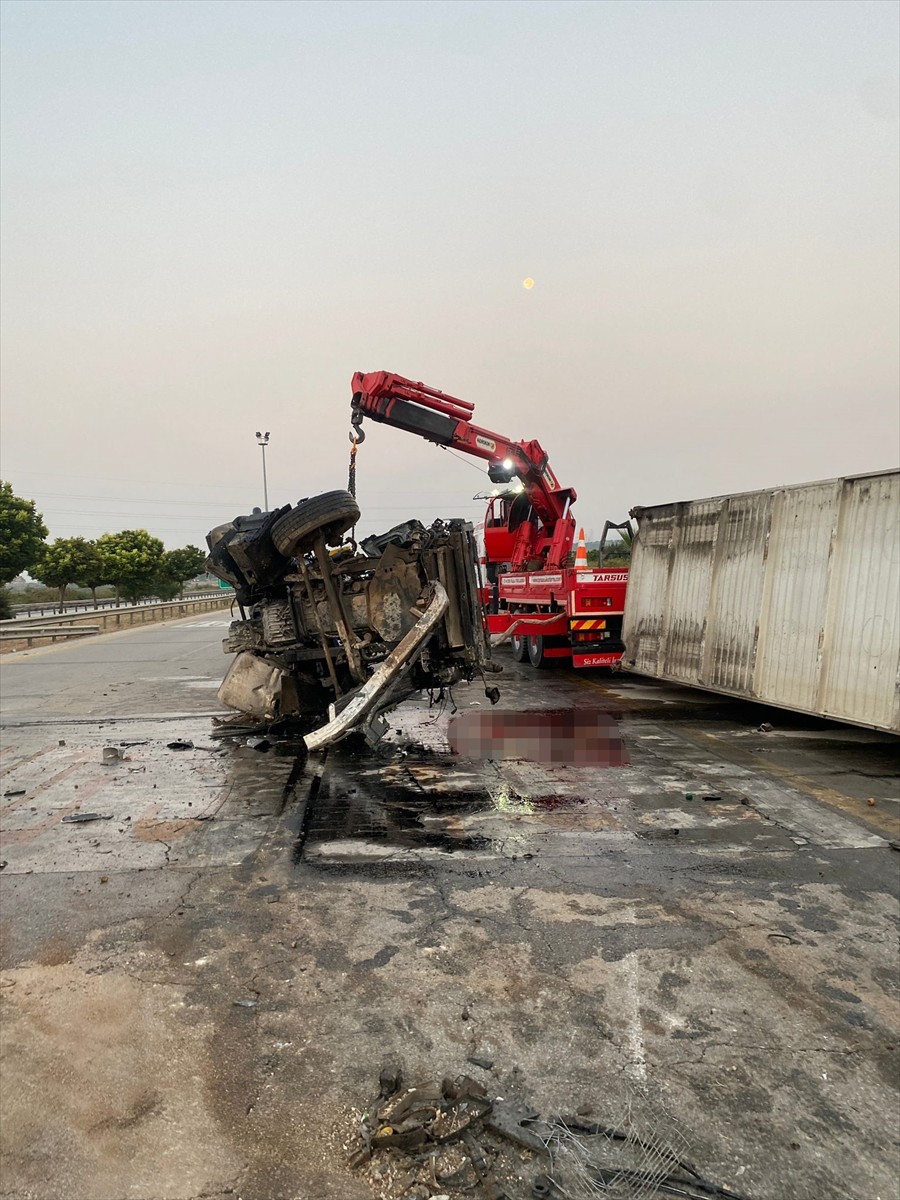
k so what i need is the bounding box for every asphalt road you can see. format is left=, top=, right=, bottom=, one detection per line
left=1, top=615, right=898, bottom=1200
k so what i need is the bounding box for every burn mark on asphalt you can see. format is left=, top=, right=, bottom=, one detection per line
left=818, top=984, right=862, bottom=1005
left=89, top=1091, right=162, bottom=1134
left=355, top=945, right=400, bottom=970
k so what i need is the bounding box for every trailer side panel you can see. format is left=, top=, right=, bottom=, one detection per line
left=623, top=470, right=900, bottom=732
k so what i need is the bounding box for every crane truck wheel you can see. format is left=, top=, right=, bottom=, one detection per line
left=272, top=490, right=361, bottom=556
left=510, top=633, right=529, bottom=662
left=527, top=635, right=554, bottom=669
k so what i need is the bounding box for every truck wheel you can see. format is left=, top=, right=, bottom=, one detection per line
left=272, top=491, right=361, bottom=556
left=510, top=633, right=528, bottom=662
left=527, top=635, right=553, bottom=669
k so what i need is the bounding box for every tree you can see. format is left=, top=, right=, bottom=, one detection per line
left=150, top=571, right=182, bottom=602
left=0, top=481, right=48, bottom=583
left=97, top=530, right=165, bottom=606
left=33, top=538, right=98, bottom=612
left=587, top=540, right=632, bottom=568
left=162, top=546, right=207, bottom=598
left=73, top=540, right=107, bottom=606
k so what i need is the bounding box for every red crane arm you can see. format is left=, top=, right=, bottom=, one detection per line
left=350, top=371, right=577, bottom=533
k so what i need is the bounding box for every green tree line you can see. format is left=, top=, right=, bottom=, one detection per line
left=0, top=480, right=207, bottom=617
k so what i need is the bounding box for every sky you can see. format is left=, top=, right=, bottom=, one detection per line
left=1, top=0, right=898, bottom=549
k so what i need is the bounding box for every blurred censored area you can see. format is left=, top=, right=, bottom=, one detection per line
left=448, top=708, right=630, bottom=766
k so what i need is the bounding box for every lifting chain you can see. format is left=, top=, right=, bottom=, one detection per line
left=348, top=405, right=365, bottom=500
left=348, top=435, right=358, bottom=500
left=347, top=406, right=364, bottom=542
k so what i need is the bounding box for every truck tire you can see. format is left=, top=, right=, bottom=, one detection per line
left=510, top=633, right=528, bottom=663
left=272, top=491, right=360, bottom=556
left=527, top=635, right=553, bottom=669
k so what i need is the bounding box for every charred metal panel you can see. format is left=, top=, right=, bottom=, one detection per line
left=217, top=651, right=284, bottom=721
left=435, top=548, right=464, bottom=648
left=624, top=470, right=900, bottom=733
left=367, top=546, right=423, bottom=643
left=261, top=598, right=297, bottom=646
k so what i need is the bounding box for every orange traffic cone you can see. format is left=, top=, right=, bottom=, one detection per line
left=574, top=528, right=589, bottom=571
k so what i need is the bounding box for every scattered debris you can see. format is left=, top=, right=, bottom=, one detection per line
left=232, top=997, right=258, bottom=1008
left=119, top=739, right=149, bottom=747
left=349, top=1072, right=751, bottom=1200
left=702, top=794, right=724, bottom=802
left=246, top=736, right=272, bottom=752
left=867, top=797, right=876, bottom=807
left=61, top=812, right=113, bottom=824
left=467, top=1056, right=495, bottom=1070
left=101, top=746, right=122, bottom=764
left=166, top=739, right=194, bottom=751
left=757, top=722, right=774, bottom=733
left=380, top=1065, right=404, bottom=1098
left=2, top=788, right=26, bottom=798
left=486, top=1099, right=546, bottom=1154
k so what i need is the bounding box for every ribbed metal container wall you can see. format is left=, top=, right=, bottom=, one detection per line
left=622, top=470, right=900, bottom=732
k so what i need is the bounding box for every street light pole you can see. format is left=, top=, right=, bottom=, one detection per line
left=255, top=431, right=270, bottom=510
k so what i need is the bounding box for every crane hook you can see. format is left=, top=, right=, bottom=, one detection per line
left=349, top=405, right=366, bottom=444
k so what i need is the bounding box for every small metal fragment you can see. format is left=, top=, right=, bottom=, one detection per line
left=379, top=1065, right=403, bottom=1098
left=484, top=1100, right=546, bottom=1155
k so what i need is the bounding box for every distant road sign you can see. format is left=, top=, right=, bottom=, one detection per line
left=218, top=579, right=233, bottom=589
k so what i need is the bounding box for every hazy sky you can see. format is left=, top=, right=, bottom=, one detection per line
left=1, top=0, right=898, bottom=548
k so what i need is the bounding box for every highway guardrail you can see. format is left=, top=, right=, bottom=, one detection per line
left=0, top=595, right=232, bottom=650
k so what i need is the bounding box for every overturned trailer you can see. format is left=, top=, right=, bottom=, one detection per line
left=622, top=470, right=900, bottom=733
left=205, top=490, right=496, bottom=748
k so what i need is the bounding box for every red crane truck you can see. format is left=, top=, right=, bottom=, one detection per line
left=350, top=371, right=629, bottom=670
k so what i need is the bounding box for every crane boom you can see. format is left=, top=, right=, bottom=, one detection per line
left=350, top=371, right=577, bottom=570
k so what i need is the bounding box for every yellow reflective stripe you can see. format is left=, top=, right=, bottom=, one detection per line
left=570, top=619, right=607, bottom=630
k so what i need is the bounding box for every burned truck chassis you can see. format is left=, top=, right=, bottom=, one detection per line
left=205, top=491, right=496, bottom=747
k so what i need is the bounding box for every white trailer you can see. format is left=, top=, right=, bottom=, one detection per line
left=621, top=469, right=900, bottom=733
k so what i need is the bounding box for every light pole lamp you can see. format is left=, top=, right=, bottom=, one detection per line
left=255, top=431, right=270, bottom=510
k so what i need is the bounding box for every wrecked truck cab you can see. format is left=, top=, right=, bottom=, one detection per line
left=205, top=490, right=497, bottom=749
